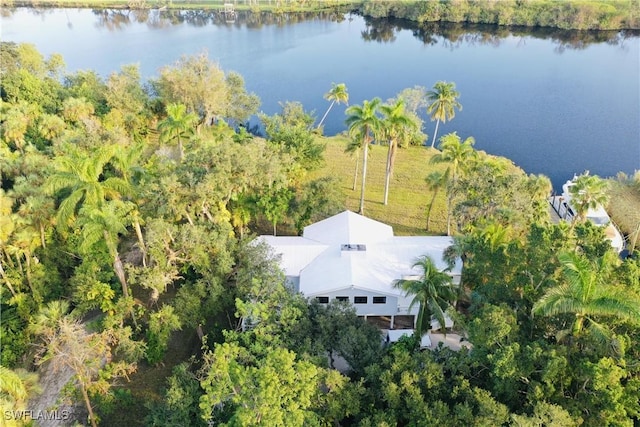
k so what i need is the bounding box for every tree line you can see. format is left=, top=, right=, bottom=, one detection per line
left=1, top=42, right=639, bottom=426
left=358, top=0, right=640, bottom=31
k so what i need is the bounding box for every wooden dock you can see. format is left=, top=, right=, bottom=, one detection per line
left=548, top=195, right=566, bottom=224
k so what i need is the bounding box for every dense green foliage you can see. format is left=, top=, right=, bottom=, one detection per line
left=4, top=1, right=637, bottom=30
left=1, top=42, right=639, bottom=426
left=359, top=0, right=640, bottom=30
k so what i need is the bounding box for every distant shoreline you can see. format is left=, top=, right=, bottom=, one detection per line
left=0, top=0, right=356, bottom=13
left=3, top=0, right=638, bottom=30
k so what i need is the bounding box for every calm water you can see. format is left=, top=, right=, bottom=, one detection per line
left=2, top=8, right=639, bottom=189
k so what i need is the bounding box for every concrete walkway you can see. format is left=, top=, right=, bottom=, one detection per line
left=427, top=332, right=473, bottom=351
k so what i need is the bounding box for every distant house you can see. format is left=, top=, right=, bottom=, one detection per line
left=257, top=211, right=462, bottom=330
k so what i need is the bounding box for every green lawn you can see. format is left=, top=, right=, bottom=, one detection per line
left=607, top=178, right=640, bottom=252
left=309, top=135, right=449, bottom=236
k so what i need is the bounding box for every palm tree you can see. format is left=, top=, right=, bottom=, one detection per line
left=229, top=194, right=253, bottom=239
left=112, top=143, right=147, bottom=266
left=426, top=81, right=462, bottom=148
left=532, top=251, right=640, bottom=340
left=78, top=201, right=132, bottom=301
left=380, top=99, right=417, bottom=205
left=0, top=189, right=18, bottom=298
left=429, top=132, right=477, bottom=235
left=4, top=220, right=41, bottom=301
left=345, top=136, right=361, bottom=192
left=36, top=113, right=66, bottom=142
left=393, top=255, right=456, bottom=337
left=158, top=103, right=198, bottom=161
left=345, top=98, right=382, bottom=215
left=78, top=200, right=140, bottom=326
left=478, top=222, right=512, bottom=254
left=15, top=194, right=54, bottom=250
left=0, top=102, right=37, bottom=153
left=0, top=366, right=41, bottom=427
left=44, top=144, right=129, bottom=229
left=568, top=172, right=609, bottom=223
left=525, top=174, right=553, bottom=223
left=317, top=83, right=349, bottom=130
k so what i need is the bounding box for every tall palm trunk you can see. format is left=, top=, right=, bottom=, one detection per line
left=3, top=249, right=15, bottom=268
left=317, top=100, right=336, bottom=129
left=416, top=304, right=428, bottom=337
left=383, top=140, right=393, bottom=205
left=24, top=253, right=36, bottom=299
left=430, top=119, right=441, bottom=148
left=0, top=261, right=17, bottom=298
left=446, top=196, right=452, bottom=236
left=133, top=219, right=146, bottom=267
left=426, top=186, right=441, bottom=231
left=359, top=136, right=370, bottom=215
left=177, top=136, right=184, bottom=161
left=105, top=230, right=137, bottom=327
left=572, top=315, right=585, bottom=336
left=352, top=152, right=359, bottom=191
left=389, top=140, right=398, bottom=177
left=40, top=224, right=46, bottom=249
left=445, top=172, right=458, bottom=236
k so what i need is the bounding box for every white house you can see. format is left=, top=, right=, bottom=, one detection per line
left=257, top=211, right=462, bottom=330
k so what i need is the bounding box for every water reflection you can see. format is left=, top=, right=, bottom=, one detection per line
left=85, top=8, right=348, bottom=31
left=362, top=16, right=639, bottom=52
left=3, top=6, right=637, bottom=51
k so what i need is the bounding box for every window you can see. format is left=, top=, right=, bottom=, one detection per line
left=335, top=296, right=349, bottom=302
left=316, top=296, right=329, bottom=304
left=354, top=296, right=368, bottom=304
left=373, top=296, right=386, bottom=304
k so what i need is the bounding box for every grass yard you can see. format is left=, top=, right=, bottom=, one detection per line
left=309, top=135, right=449, bottom=236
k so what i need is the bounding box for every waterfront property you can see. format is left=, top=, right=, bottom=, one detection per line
left=258, top=211, right=462, bottom=330
left=549, top=175, right=625, bottom=253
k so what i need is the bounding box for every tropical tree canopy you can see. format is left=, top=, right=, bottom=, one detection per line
left=568, top=171, right=610, bottom=222
left=379, top=98, right=417, bottom=205
left=345, top=97, right=382, bottom=215
left=158, top=102, right=198, bottom=160
left=393, top=255, right=456, bottom=337
left=426, top=81, right=462, bottom=148
left=430, top=132, right=477, bottom=235
left=44, top=144, right=130, bottom=228
left=533, top=251, right=640, bottom=340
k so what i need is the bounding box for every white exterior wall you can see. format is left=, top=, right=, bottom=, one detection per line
left=308, top=287, right=417, bottom=317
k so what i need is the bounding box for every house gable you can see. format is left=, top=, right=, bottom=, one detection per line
left=302, top=210, right=393, bottom=245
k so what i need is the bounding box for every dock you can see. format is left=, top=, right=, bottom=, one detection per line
left=223, top=3, right=237, bottom=23
left=548, top=195, right=565, bottom=224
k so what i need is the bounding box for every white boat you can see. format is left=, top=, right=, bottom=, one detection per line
left=549, top=175, right=625, bottom=253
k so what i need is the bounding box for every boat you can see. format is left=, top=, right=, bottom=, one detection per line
left=549, top=175, right=625, bottom=253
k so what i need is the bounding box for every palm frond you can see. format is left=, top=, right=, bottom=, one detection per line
left=44, top=172, right=78, bottom=195
left=56, top=190, right=84, bottom=227
left=102, top=177, right=132, bottom=198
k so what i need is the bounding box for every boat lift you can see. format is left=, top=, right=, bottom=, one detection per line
left=223, top=3, right=236, bottom=23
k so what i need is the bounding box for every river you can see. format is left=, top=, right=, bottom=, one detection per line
left=2, top=7, right=639, bottom=189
